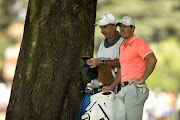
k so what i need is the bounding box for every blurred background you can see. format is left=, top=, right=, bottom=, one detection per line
left=0, top=0, right=180, bottom=120
left=0, top=0, right=28, bottom=119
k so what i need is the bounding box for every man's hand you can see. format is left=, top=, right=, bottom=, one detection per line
left=102, top=86, right=113, bottom=91
left=136, top=84, right=149, bottom=93
left=129, top=78, right=145, bottom=86
left=129, top=78, right=149, bottom=93
left=87, top=58, right=101, bottom=68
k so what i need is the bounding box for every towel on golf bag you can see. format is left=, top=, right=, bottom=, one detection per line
left=97, top=66, right=115, bottom=86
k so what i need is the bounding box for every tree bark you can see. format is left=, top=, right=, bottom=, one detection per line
left=6, top=0, right=97, bottom=120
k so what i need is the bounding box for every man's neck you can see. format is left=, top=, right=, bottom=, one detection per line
left=107, top=31, right=118, bottom=43
left=124, top=34, right=134, bottom=46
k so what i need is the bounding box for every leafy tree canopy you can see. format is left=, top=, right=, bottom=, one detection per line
left=147, top=37, right=180, bottom=93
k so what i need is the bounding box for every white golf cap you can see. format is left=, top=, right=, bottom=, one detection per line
left=116, top=16, right=135, bottom=26
left=94, top=13, right=116, bottom=26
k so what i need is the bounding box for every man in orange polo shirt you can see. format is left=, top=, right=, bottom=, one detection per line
left=102, top=16, right=157, bottom=120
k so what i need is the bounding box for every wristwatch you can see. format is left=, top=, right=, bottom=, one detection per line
left=101, top=60, right=105, bottom=66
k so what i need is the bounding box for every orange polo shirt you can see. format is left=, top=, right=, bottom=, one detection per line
left=119, top=35, right=153, bottom=83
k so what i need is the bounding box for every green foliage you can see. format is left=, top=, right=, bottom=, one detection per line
left=0, top=0, right=16, bottom=28
left=146, top=37, right=180, bottom=93
left=94, top=0, right=180, bottom=52
left=0, top=0, right=28, bottom=29
left=0, top=34, right=18, bottom=71
left=0, top=0, right=28, bottom=71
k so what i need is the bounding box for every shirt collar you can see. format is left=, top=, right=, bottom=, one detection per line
left=122, top=35, right=136, bottom=47
left=128, top=35, right=136, bottom=44
left=104, top=31, right=121, bottom=48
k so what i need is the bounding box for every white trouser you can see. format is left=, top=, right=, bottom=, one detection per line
left=114, top=83, right=149, bottom=120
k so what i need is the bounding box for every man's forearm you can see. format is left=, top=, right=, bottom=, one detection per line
left=110, top=69, right=121, bottom=88
left=103, top=59, right=120, bottom=67
left=87, top=58, right=120, bottom=68
left=141, top=53, right=157, bottom=82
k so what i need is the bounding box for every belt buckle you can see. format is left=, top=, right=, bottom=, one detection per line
left=121, top=81, right=129, bottom=87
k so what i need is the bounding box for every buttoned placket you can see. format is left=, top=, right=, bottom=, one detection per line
left=122, top=35, right=136, bottom=51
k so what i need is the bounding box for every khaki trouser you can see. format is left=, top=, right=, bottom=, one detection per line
left=114, top=83, right=149, bottom=120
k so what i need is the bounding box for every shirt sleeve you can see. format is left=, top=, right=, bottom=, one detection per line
left=138, top=40, right=153, bottom=59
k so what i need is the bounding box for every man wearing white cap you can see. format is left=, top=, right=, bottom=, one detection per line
left=102, top=16, right=157, bottom=120
left=79, top=13, right=123, bottom=120
left=87, top=13, right=123, bottom=74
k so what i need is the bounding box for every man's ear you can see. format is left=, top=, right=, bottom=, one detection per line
left=113, top=24, right=116, bottom=30
left=132, top=26, right=135, bottom=33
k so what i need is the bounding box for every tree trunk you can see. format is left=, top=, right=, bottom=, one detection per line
left=6, top=0, right=97, bottom=120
